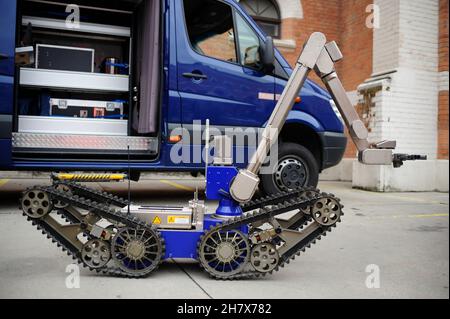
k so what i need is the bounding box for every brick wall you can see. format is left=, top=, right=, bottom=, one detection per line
left=197, top=32, right=237, bottom=63
left=438, top=0, right=449, bottom=159
left=339, top=0, right=374, bottom=90
left=338, top=0, right=374, bottom=158
left=277, top=0, right=341, bottom=85
left=277, top=0, right=373, bottom=82
left=275, top=0, right=373, bottom=158
left=439, top=91, right=449, bottom=159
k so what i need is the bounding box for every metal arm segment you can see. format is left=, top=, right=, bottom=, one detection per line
left=229, top=32, right=425, bottom=203
left=229, top=32, right=327, bottom=203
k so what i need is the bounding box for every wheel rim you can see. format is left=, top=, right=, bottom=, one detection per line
left=54, top=184, right=72, bottom=209
left=199, top=229, right=250, bottom=278
left=274, top=156, right=309, bottom=191
left=250, top=243, right=279, bottom=273
left=299, top=189, right=321, bottom=215
left=111, top=227, right=163, bottom=276
left=81, top=239, right=111, bottom=269
left=21, top=189, right=52, bottom=219
left=312, top=197, right=342, bottom=226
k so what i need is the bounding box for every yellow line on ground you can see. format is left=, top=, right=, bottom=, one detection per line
left=159, top=180, right=195, bottom=192
left=408, top=213, right=449, bottom=218
left=365, top=213, right=449, bottom=220
left=0, top=179, right=10, bottom=187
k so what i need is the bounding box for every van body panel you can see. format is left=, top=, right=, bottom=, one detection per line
left=0, top=1, right=17, bottom=79
left=284, top=111, right=325, bottom=133
left=0, top=76, right=14, bottom=116
left=275, top=78, right=344, bottom=133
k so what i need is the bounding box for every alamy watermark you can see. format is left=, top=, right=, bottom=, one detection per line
left=168, top=121, right=280, bottom=175
left=65, top=4, right=80, bottom=29
left=366, top=4, right=380, bottom=29
left=365, top=264, right=381, bottom=289
left=65, top=264, right=80, bottom=289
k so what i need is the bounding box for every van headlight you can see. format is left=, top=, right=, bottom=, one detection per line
left=330, top=99, right=344, bottom=124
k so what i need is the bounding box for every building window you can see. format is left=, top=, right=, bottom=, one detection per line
left=238, top=0, right=281, bottom=38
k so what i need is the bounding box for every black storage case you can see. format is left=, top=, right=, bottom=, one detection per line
left=36, top=44, right=95, bottom=72
left=49, top=99, right=124, bottom=119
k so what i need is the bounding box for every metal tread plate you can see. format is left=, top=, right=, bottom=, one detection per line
left=12, top=132, right=158, bottom=154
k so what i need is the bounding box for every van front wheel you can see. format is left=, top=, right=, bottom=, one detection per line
left=260, top=143, right=319, bottom=196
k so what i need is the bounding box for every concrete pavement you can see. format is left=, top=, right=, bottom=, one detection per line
left=0, top=177, right=448, bottom=299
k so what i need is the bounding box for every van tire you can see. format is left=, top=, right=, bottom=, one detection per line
left=259, top=143, right=319, bottom=196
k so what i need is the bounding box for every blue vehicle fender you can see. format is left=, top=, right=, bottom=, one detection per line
left=264, top=110, right=325, bottom=133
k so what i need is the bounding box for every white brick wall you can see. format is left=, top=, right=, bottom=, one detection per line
left=439, top=71, right=449, bottom=92
left=348, top=0, right=447, bottom=191
left=372, top=0, right=439, bottom=159
left=373, top=0, right=400, bottom=73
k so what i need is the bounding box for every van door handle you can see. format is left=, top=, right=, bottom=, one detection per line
left=182, top=72, right=208, bottom=80
left=0, top=54, right=9, bottom=60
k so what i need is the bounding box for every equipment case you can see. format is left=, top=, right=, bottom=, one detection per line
left=49, top=98, right=124, bottom=119
left=36, top=44, right=95, bottom=73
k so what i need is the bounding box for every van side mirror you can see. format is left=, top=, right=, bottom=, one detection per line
left=260, top=36, right=275, bottom=74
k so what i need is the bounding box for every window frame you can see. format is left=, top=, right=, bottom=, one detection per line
left=181, top=0, right=241, bottom=67
left=252, top=17, right=281, bottom=39
left=233, top=9, right=265, bottom=72
left=181, top=0, right=286, bottom=77
left=239, top=0, right=282, bottom=39
left=234, top=4, right=289, bottom=78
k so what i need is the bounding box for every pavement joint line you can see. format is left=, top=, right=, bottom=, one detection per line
left=171, top=258, right=213, bottom=299
left=409, top=213, right=449, bottom=218
left=159, top=180, right=195, bottom=192
left=0, top=179, right=10, bottom=187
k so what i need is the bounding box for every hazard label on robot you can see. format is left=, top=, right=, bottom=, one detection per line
left=19, top=33, right=426, bottom=279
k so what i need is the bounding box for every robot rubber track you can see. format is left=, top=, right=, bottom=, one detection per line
left=21, top=184, right=165, bottom=278
left=20, top=182, right=343, bottom=279
left=198, top=191, right=343, bottom=280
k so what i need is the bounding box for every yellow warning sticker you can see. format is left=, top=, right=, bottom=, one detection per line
left=152, top=216, right=162, bottom=225
left=168, top=216, right=190, bottom=225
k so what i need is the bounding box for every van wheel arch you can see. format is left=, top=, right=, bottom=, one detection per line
left=278, top=123, right=323, bottom=171
left=259, top=124, right=322, bottom=196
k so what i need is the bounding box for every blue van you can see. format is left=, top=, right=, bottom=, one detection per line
left=0, top=0, right=346, bottom=195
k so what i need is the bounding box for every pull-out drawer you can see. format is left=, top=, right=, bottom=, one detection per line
left=18, top=116, right=127, bottom=136
left=20, top=68, right=129, bottom=92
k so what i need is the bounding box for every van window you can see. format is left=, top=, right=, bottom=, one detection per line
left=183, top=0, right=237, bottom=63
left=235, top=13, right=261, bottom=69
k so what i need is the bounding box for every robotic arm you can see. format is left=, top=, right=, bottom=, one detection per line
left=229, top=32, right=426, bottom=203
